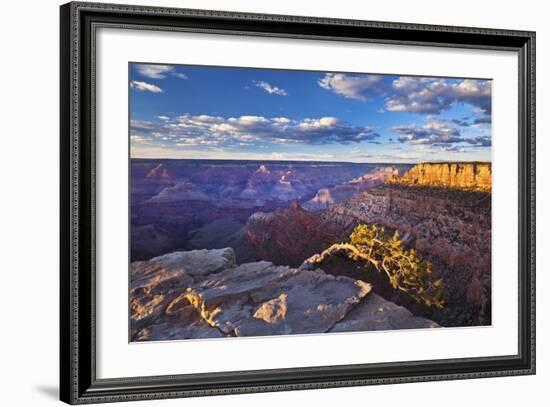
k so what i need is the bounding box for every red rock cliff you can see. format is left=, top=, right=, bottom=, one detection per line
left=387, top=162, right=491, bottom=191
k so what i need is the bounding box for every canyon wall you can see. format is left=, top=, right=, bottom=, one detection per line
left=387, top=162, right=491, bottom=191
left=130, top=160, right=405, bottom=261
left=243, top=164, right=492, bottom=327
left=130, top=160, right=492, bottom=329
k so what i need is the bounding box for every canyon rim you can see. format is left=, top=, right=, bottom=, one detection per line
left=129, top=63, right=492, bottom=341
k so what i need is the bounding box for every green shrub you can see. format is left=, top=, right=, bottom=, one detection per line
left=301, top=224, right=444, bottom=309
left=349, top=224, right=444, bottom=308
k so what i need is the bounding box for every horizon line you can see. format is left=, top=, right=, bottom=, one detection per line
left=130, top=157, right=491, bottom=165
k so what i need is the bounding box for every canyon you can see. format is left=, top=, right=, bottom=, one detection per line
left=130, top=160, right=492, bottom=339
left=244, top=165, right=492, bottom=326
left=131, top=160, right=409, bottom=261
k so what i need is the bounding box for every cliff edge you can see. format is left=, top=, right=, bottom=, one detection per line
left=387, top=162, right=491, bottom=191
left=130, top=248, right=438, bottom=341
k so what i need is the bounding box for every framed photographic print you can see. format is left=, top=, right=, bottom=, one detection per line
left=60, top=2, right=536, bottom=404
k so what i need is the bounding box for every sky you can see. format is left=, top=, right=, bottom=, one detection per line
left=129, top=63, right=492, bottom=163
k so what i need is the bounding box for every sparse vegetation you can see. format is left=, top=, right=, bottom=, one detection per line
left=301, top=224, right=445, bottom=309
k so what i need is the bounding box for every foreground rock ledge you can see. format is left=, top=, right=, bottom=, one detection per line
left=130, top=248, right=438, bottom=341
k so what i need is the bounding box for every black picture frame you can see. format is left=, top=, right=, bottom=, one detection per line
left=60, top=2, right=536, bottom=404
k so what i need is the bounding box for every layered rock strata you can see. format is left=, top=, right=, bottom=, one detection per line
left=243, top=175, right=492, bottom=326
left=387, top=162, right=491, bottom=191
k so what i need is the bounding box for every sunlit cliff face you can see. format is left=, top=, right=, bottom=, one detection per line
left=387, top=162, right=491, bottom=192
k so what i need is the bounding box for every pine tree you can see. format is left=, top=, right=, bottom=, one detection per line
left=300, top=224, right=445, bottom=309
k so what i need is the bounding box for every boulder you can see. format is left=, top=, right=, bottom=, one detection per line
left=330, top=293, right=439, bottom=332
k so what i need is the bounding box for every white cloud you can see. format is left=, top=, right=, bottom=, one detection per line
left=393, top=119, right=462, bottom=145
left=135, top=64, right=174, bottom=79
left=392, top=118, right=491, bottom=148
left=134, top=64, right=188, bottom=80
left=318, top=73, right=386, bottom=101
left=253, top=81, right=288, bottom=96
left=273, top=117, right=291, bottom=124
left=172, top=72, right=188, bottom=79
left=231, top=115, right=268, bottom=125
left=130, top=120, right=156, bottom=130
left=318, top=72, right=491, bottom=116
left=298, top=117, right=338, bottom=129
left=131, top=113, right=379, bottom=147
left=130, top=81, right=163, bottom=93
left=386, top=77, right=491, bottom=114
left=130, top=135, right=151, bottom=143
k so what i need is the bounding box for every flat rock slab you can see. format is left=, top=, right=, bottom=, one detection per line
left=130, top=248, right=236, bottom=340
left=330, top=293, right=439, bottom=333
left=130, top=248, right=437, bottom=341
left=186, top=262, right=372, bottom=336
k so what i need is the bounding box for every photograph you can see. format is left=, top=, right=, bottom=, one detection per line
left=129, top=63, right=493, bottom=342
left=54, top=1, right=536, bottom=404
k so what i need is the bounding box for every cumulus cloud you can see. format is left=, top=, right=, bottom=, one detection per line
left=393, top=120, right=462, bottom=145
left=131, top=114, right=379, bottom=147
left=464, top=135, right=491, bottom=147
left=386, top=77, right=491, bottom=115
left=318, top=73, right=386, bottom=101
left=130, top=81, right=163, bottom=93
left=318, top=72, right=491, bottom=116
left=253, top=81, right=288, bottom=96
left=392, top=119, right=491, bottom=148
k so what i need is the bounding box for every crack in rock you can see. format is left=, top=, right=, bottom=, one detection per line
left=130, top=248, right=437, bottom=341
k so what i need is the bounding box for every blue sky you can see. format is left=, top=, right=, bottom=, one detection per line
left=130, top=63, right=492, bottom=163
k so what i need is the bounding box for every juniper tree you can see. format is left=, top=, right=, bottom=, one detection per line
left=300, top=224, right=445, bottom=309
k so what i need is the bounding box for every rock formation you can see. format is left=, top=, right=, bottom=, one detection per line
left=304, top=188, right=335, bottom=211
left=244, top=202, right=340, bottom=267
left=387, top=162, right=491, bottom=191
left=130, top=248, right=438, bottom=341
left=130, top=159, right=403, bottom=261
left=324, top=186, right=491, bottom=275
left=131, top=160, right=492, bottom=330
left=148, top=181, right=210, bottom=203
left=303, top=166, right=408, bottom=211
left=243, top=164, right=492, bottom=327
left=325, top=185, right=491, bottom=325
